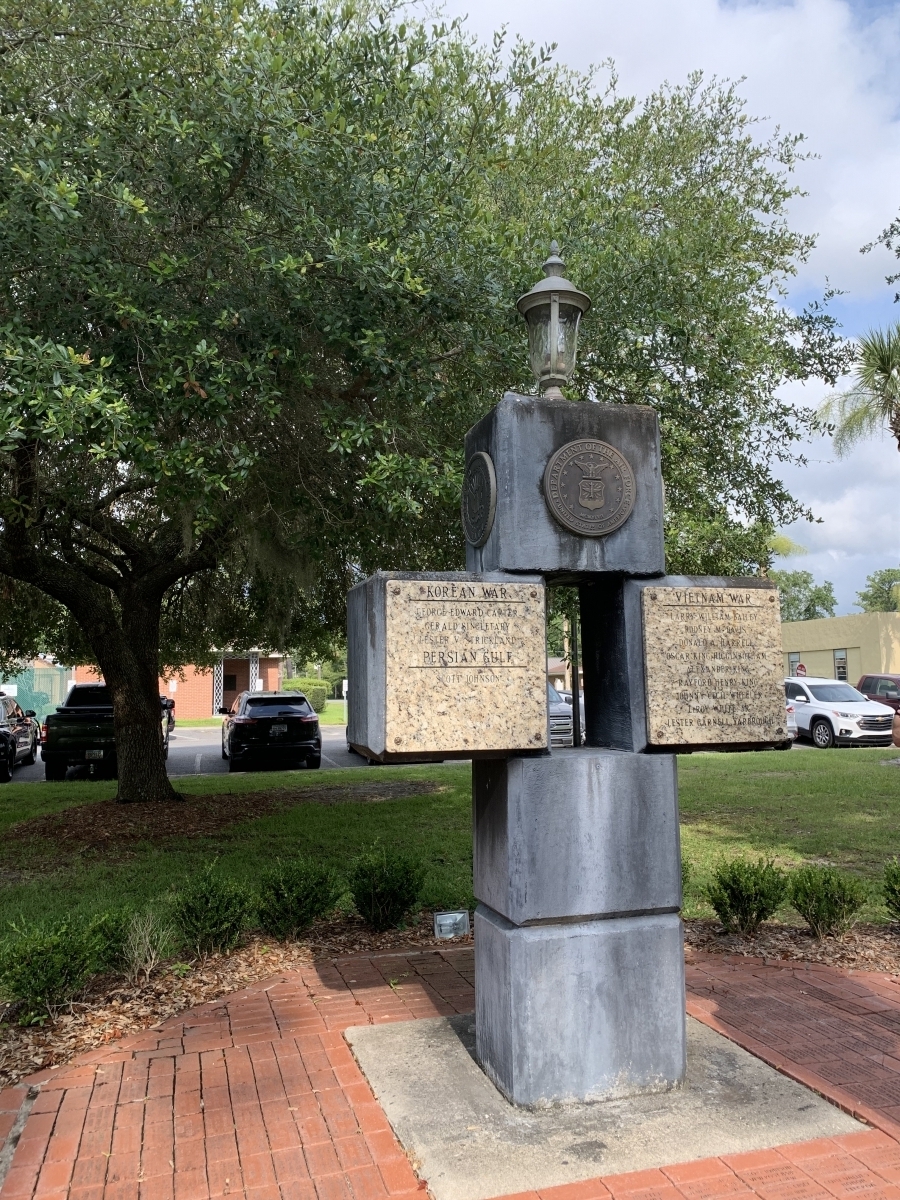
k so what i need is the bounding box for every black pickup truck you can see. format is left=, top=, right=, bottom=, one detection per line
left=41, top=684, right=172, bottom=781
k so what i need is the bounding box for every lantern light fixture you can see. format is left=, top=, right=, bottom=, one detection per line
left=516, top=241, right=591, bottom=400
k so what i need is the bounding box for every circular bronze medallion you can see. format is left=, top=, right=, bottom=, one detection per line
left=543, top=439, right=636, bottom=537
left=461, top=451, right=497, bottom=547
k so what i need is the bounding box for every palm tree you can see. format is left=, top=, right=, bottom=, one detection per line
left=819, top=324, right=900, bottom=455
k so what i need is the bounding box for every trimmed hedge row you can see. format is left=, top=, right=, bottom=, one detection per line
left=0, top=848, right=425, bottom=1024
left=685, top=855, right=900, bottom=936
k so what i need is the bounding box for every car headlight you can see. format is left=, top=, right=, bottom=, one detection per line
left=833, top=710, right=855, bottom=718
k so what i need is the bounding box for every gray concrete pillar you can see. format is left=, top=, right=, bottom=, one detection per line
left=473, top=748, right=686, bottom=1106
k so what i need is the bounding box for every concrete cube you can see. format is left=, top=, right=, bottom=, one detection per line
left=473, top=748, right=681, bottom=925
left=475, top=906, right=686, bottom=1106
left=463, top=395, right=665, bottom=578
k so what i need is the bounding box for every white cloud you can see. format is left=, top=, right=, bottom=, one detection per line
left=436, top=0, right=900, bottom=600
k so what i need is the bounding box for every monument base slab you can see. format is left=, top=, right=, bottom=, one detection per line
left=475, top=905, right=686, bottom=1106
left=346, top=1014, right=863, bottom=1200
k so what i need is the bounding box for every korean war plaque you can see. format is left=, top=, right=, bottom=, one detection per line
left=347, top=572, right=547, bottom=762
left=642, top=583, right=786, bottom=747
left=543, top=438, right=636, bottom=537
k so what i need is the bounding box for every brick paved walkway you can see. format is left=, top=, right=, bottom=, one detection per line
left=3, top=947, right=900, bottom=1200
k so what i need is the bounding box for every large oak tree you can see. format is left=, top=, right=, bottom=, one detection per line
left=0, top=0, right=849, bottom=800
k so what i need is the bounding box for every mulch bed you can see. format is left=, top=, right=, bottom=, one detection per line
left=684, top=917, right=900, bottom=973
left=0, top=910, right=472, bottom=1090
left=1, top=780, right=447, bottom=864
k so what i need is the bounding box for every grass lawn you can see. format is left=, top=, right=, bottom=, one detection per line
left=679, top=746, right=900, bottom=921
left=175, top=700, right=346, bottom=728
left=0, top=747, right=898, bottom=933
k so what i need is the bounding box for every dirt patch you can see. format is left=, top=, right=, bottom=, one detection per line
left=0, top=911, right=471, bottom=1090
left=1, top=780, right=447, bottom=862
left=684, top=917, right=900, bottom=973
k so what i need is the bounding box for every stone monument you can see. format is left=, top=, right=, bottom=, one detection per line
left=347, top=243, right=787, bottom=1108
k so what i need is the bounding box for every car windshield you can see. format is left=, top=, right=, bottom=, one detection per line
left=246, top=697, right=312, bottom=715
left=807, top=684, right=866, bottom=703
left=66, top=687, right=112, bottom=706
left=547, top=684, right=563, bottom=704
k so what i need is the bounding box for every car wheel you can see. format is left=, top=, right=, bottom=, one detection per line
left=811, top=718, right=835, bottom=749
left=22, top=734, right=37, bottom=766
left=228, top=757, right=243, bottom=773
left=221, top=740, right=228, bottom=760
left=307, top=753, right=322, bottom=770
left=0, top=741, right=14, bottom=782
left=44, top=758, right=67, bottom=782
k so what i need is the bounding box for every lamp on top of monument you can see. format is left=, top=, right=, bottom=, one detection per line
left=516, top=241, right=591, bottom=400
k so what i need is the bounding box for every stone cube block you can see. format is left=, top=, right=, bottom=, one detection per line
left=463, top=394, right=664, bottom=578
left=475, top=905, right=686, bottom=1106
left=473, top=748, right=681, bottom=925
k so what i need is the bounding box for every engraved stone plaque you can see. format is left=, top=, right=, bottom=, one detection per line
left=347, top=572, right=548, bottom=760
left=543, top=438, right=636, bottom=537
left=641, top=584, right=786, bottom=747
left=386, top=578, right=547, bottom=755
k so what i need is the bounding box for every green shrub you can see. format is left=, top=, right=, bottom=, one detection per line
left=790, top=865, right=866, bottom=938
left=86, top=909, right=131, bottom=972
left=349, top=846, right=426, bottom=932
left=705, top=856, right=788, bottom=934
left=282, top=678, right=328, bottom=713
left=885, top=860, right=900, bottom=922
left=0, top=918, right=107, bottom=1023
left=172, top=867, right=252, bottom=957
left=256, top=858, right=342, bottom=940
left=681, top=857, right=692, bottom=896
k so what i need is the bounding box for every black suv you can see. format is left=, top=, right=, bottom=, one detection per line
left=0, top=693, right=39, bottom=781
left=220, top=690, right=321, bottom=771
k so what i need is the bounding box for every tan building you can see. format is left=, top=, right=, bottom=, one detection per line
left=781, top=612, right=900, bottom=683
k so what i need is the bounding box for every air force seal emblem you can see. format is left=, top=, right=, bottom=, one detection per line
left=543, top=439, right=636, bottom=537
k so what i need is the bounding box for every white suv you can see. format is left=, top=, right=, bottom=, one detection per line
left=784, top=676, right=895, bottom=748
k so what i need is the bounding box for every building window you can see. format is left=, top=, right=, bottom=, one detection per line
left=788, top=652, right=800, bottom=674
left=833, top=649, right=848, bottom=681
left=223, top=674, right=237, bottom=692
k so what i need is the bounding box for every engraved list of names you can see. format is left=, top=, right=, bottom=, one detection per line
left=641, top=585, right=786, bottom=746
left=384, top=579, right=547, bottom=754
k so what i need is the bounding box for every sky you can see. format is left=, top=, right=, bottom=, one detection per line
left=436, top=0, right=900, bottom=612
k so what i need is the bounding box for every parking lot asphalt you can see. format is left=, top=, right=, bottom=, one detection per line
left=9, top=723, right=367, bottom=783
left=8, top=726, right=814, bottom=784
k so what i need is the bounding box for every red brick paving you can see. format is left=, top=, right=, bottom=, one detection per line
left=3, top=948, right=900, bottom=1200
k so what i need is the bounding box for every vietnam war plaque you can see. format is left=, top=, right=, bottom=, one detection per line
left=642, top=584, right=786, bottom=747
left=347, top=572, right=547, bottom=761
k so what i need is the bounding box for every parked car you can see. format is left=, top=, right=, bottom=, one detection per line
left=0, top=693, right=39, bottom=782
left=220, top=690, right=321, bottom=771
left=857, top=674, right=900, bottom=714
left=42, top=684, right=170, bottom=780
left=548, top=683, right=575, bottom=747
left=784, top=676, right=895, bottom=748
left=894, top=708, right=900, bottom=748
left=161, top=695, right=175, bottom=732
left=556, top=688, right=586, bottom=733
left=784, top=694, right=798, bottom=741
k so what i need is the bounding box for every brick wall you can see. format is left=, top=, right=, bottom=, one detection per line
left=71, top=657, right=283, bottom=719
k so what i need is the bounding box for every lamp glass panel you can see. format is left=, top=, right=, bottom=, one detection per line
left=526, top=303, right=582, bottom=386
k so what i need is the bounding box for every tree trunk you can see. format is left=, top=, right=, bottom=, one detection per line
left=94, top=592, right=181, bottom=804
